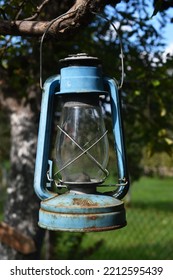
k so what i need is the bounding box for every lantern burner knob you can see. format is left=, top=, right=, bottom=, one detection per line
left=59, top=53, right=101, bottom=67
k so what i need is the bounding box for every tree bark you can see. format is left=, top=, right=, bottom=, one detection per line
left=0, top=0, right=120, bottom=38
left=0, top=103, right=44, bottom=259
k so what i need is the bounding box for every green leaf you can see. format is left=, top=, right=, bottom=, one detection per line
left=134, top=90, right=141, bottom=96
left=160, top=108, right=166, bottom=117
left=151, top=0, right=163, bottom=17
left=165, top=138, right=173, bottom=145
left=151, top=80, right=160, bottom=87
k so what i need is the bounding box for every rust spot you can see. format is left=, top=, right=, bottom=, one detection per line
left=88, top=215, right=97, bottom=220
left=83, top=223, right=127, bottom=232
left=73, top=198, right=98, bottom=207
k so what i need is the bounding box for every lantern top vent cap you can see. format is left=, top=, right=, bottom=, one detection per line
left=59, top=53, right=101, bottom=68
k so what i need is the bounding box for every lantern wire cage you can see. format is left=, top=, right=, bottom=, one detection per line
left=53, top=125, right=109, bottom=183
left=46, top=123, right=128, bottom=190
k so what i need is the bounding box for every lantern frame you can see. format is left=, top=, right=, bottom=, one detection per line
left=33, top=54, right=130, bottom=232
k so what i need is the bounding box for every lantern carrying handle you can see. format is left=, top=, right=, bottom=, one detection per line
left=104, top=77, right=130, bottom=200
left=39, top=9, right=78, bottom=89
left=40, top=11, right=124, bottom=90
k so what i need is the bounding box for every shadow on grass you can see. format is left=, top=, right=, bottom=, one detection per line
left=79, top=240, right=173, bottom=260
left=129, top=201, right=173, bottom=213
left=53, top=230, right=173, bottom=260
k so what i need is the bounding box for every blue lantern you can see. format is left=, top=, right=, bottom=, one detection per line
left=34, top=53, right=130, bottom=232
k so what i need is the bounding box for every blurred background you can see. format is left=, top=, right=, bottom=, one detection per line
left=0, top=0, right=173, bottom=259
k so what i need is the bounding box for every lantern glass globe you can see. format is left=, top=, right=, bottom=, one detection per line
left=55, top=96, right=109, bottom=186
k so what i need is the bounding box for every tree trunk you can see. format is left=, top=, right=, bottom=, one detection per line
left=0, top=103, right=45, bottom=259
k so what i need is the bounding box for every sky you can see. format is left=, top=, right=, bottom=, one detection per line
left=114, top=1, right=173, bottom=56
left=150, top=8, right=173, bottom=55
left=164, top=22, right=173, bottom=54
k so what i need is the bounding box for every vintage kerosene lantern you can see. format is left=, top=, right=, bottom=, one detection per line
left=34, top=53, right=130, bottom=232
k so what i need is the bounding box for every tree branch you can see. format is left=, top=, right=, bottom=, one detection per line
left=0, top=0, right=121, bottom=38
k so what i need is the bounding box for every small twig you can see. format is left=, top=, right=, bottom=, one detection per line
left=0, top=8, right=8, bottom=20
left=25, top=0, right=52, bottom=21
left=14, top=0, right=27, bottom=20
left=0, top=36, right=13, bottom=58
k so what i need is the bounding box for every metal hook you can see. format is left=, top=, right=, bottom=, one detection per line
left=39, top=9, right=78, bottom=89
left=39, top=10, right=125, bottom=90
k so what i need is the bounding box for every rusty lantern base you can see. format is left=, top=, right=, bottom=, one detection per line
left=38, top=191, right=126, bottom=232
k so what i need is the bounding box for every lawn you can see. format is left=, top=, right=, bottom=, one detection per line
left=54, top=176, right=173, bottom=260
left=0, top=176, right=173, bottom=259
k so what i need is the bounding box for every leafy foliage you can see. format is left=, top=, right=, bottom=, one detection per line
left=0, top=0, right=173, bottom=182
left=153, top=0, right=173, bottom=16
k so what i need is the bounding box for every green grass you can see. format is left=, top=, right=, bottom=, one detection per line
left=54, top=177, right=173, bottom=260
left=82, top=177, right=173, bottom=260
left=1, top=177, right=173, bottom=259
